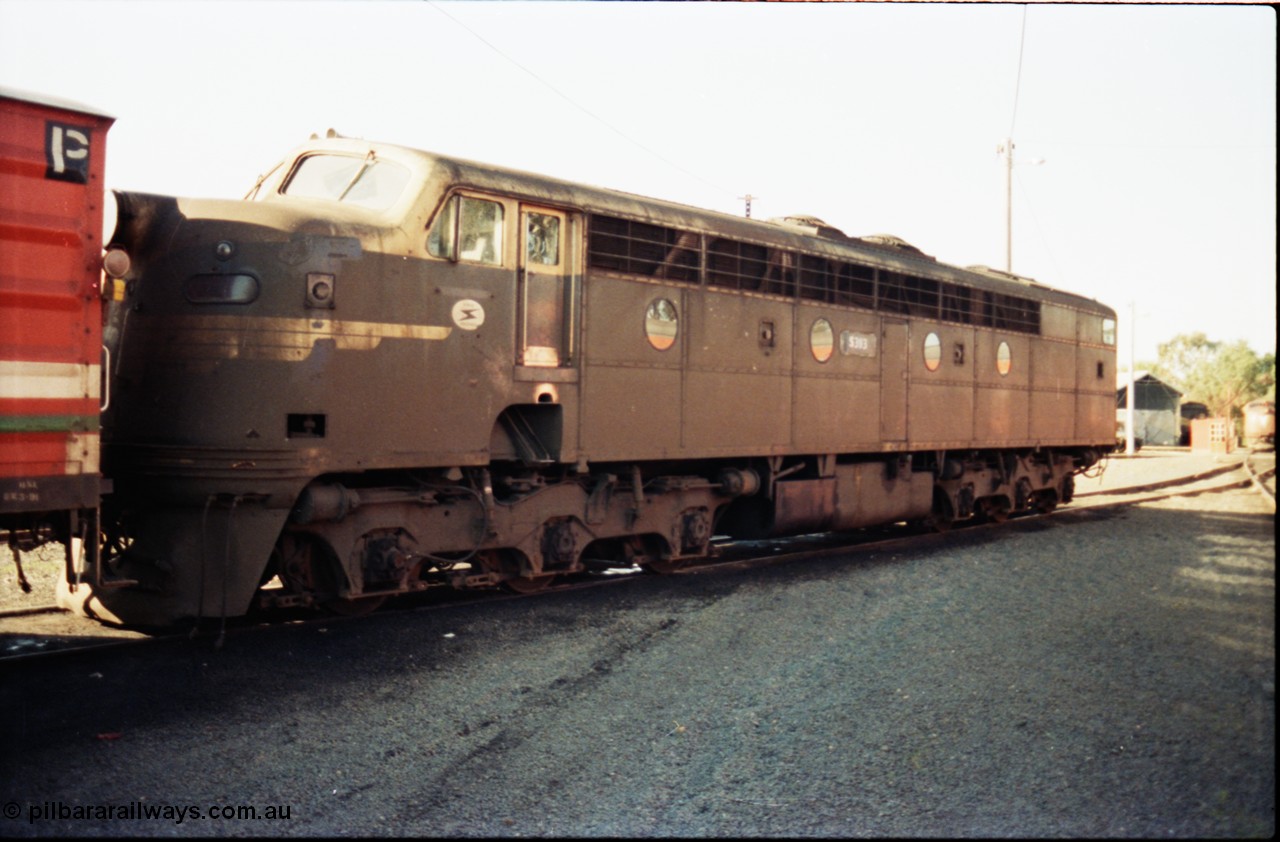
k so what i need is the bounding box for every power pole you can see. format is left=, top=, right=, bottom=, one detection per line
left=738, top=194, right=755, bottom=219
left=998, top=138, right=1014, bottom=272
left=1126, top=300, right=1137, bottom=455
left=996, top=138, right=1043, bottom=274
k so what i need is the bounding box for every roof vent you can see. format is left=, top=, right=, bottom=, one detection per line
left=862, top=234, right=918, bottom=252
left=860, top=234, right=934, bottom=260
left=965, top=265, right=1042, bottom=286
left=767, top=215, right=848, bottom=239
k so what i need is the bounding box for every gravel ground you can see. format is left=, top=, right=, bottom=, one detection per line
left=0, top=480, right=1273, bottom=837
left=0, top=542, right=63, bottom=614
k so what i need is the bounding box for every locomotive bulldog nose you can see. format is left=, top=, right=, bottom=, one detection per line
left=4, top=118, right=1114, bottom=627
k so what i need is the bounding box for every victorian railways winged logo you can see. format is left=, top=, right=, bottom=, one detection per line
left=451, top=299, right=485, bottom=331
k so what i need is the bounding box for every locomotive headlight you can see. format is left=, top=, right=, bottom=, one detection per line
left=185, top=273, right=260, bottom=304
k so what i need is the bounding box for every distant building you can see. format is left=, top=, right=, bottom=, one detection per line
left=1116, top=371, right=1182, bottom=446
left=1179, top=401, right=1210, bottom=446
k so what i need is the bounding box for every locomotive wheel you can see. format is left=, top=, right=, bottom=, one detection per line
left=643, top=557, right=689, bottom=575
left=979, top=497, right=1010, bottom=524
left=1014, top=477, right=1034, bottom=512
left=925, top=488, right=955, bottom=533
left=926, top=517, right=952, bottom=534
left=321, top=594, right=388, bottom=617
left=623, top=535, right=685, bottom=575
left=502, top=574, right=556, bottom=595
left=477, top=549, right=556, bottom=594
left=1033, top=490, right=1059, bottom=515
left=277, top=533, right=387, bottom=616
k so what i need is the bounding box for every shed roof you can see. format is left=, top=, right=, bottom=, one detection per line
left=1116, top=370, right=1182, bottom=396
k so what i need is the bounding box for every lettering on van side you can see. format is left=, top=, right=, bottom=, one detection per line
left=45, top=122, right=92, bottom=183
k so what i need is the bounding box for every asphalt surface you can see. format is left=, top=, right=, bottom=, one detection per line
left=0, top=458, right=1273, bottom=837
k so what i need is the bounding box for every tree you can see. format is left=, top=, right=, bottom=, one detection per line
left=1150, top=333, right=1274, bottom=423
left=1256, top=352, right=1276, bottom=402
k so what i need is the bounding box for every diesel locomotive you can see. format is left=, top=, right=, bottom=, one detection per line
left=44, top=128, right=1115, bottom=627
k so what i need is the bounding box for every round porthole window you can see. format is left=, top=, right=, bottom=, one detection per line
left=923, top=332, right=942, bottom=371
left=810, top=318, right=834, bottom=363
left=645, top=298, right=678, bottom=350
left=996, top=340, right=1012, bottom=376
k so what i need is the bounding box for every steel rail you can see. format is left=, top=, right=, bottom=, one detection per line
left=0, top=463, right=1268, bottom=667
left=0, top=604, right=65, bottom=619
left=1243, top=448, right=1276, bottom=514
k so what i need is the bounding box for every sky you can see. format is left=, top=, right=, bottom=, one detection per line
left=1, top=1, right=1274, bottom=365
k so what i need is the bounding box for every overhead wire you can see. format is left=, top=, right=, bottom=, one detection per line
left=420, top=0, right=736, bottom=201
left=1004, top=5, right=1067, bottom=286
left=1009, top=4, right=1028, bottom=138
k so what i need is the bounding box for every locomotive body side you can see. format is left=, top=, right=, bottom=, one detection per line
left=74, top=138, right=1115, bottom=625
left=0, top=88, right=112, bottom=574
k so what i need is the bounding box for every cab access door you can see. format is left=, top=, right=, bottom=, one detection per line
left=501, top=205, right=579, bottom=467
left=517, top=206, right=576, bottom=369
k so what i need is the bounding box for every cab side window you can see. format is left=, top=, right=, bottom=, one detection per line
left=427, top=195, right=505, bottom=265
left=526, top=212, right=561, bottom=266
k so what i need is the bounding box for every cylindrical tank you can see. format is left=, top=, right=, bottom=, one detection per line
left=1243, top=400, right=1275, bottom=446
